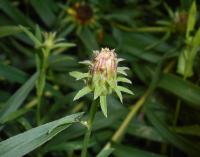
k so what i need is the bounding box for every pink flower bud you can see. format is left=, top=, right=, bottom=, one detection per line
left=91, top=48, right=117, bottom=79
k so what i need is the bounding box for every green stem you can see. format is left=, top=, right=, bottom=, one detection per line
left=36, top=50, right=49, bottom=125
left=81, top=100, right=98, bottom=157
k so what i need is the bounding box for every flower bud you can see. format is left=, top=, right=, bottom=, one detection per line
left=70, top=47, right=133, bottom=117
left=92, top=48, right=117, bottom=79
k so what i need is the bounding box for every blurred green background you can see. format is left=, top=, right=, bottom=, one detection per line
left=0, top=0, right=200, bottom=157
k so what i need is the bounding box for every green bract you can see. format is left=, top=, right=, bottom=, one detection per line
left=70, top=48, right=134, bottom=117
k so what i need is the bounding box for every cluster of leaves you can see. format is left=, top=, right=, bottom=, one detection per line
left=0, top=0, right=200, bottom=157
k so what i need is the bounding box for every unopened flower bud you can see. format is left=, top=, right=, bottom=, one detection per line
left=70, top=47, right=133, bottom=117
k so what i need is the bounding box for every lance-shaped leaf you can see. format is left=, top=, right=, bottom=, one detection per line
left=73, top=86, right=92, bottom=101
left=97, top=148, right=114, bottom=157
left=118, top=86, right=134, bottom=95
left=94, top=85, right=103, bottom=100
left=79, top=60, right=93, bottom=66
left=69, top=71, right=89, bottom=80
left=0, top=113, right=83, bottom=157
left=117, top=67, right=129, bottom=76
left=117, top=77, right=132, bottom=84
left=19, top=25, right=41, bottom=47
left=114, top=87, right=123, bottom=103
left=100, top=96, right=108, bottom=117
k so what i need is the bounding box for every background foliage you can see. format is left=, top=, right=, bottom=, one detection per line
left=0, top=0, right=200, bottom=157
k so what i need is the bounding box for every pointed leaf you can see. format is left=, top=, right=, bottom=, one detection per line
left=94, top=85, right=103, bottom=100
left=69, top=71, right=89, bottom=80
left=186, top=1, right=197, bottom=38
left=0, top=113, right=83, bottom=157
left=100, top=96, right=107, bottom=117
left=19, top=25, right=41, bottom=47
left=117, top=58, right=125, bottom=63
left=117, top=67, right=129, bottom=71
left=0, top=26, right=22, bottom=38
left=73, top=86, right=92, bottom=101
left=118, top=86, right=134, bottom=95
left=114, top=87, right=123, bottom=103
left=79, top=60, right=92, bottom=66
left=117, top=77, right=132, bottom=84
left=97, top=148, right=114, bottom=157
left=0, top=72, right=38, bottom=122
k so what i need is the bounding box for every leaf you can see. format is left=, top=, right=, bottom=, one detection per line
left=52, top=43, right=76, bottom=49
left=111, top=121, right=164, bottom=142
left=19, top=25, right=41, bottom=47
left=0, top=1, right=34, bottom=27
left=100, top=96, right=108, bottom=117
left=0, top=113, right=83, bottom=157
left=117, top=67, right=129, bottom=76
left=114, top=87, right=123, bottom=103
left=113, top=144, right=166, bottom=157
left=69, top=71, right=89, bottom=80
left=117, top=58, right=125, bottom=63
left=79, top=60, right=92, bottom=65
left=1, top=108, right=30, bottom=124
left=30, top=0, right=56, bottom=27
left=186, top=1, right=197, bottom=38
left=117, top=77, right=132, bottom=84
left=117, top=86, right=134, bottom=95
left=172, top=125, right=200, bottom=136
left=0, top=72, right=38, bottom=123
left=94, top=85, right=103, bottom=100
left=97, top=148, right=114, bottom=157
left=117, top=70, right=127, bottom=76
left=0, top=26, right=22, bottom=38
left=0, top=63, right=28, bottom=83
left=158, top=73, right=200, bottom=108
left=146, top=103, right=200, bottom=157
left=77, top=27, right=98, bottom=53
left=117, top=67, right=129, bottom=71
left=73, top=86, right=92, bottom=101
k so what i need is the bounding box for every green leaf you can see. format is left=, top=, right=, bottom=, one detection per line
left=79, top=60, right=92, bottom=65
left=73, top=86, right=92, bottom=101
left=117, top=70, right=127, bottom=76
left=114, top=87, right=123, bottom=103
left=0, top=26, right=22, bottom=38
left=117, top=67, right=129, bottom=71
left=30, top=0, right=56, bottom=27
left=69, top=71, right=89, bottom=80
left=186, top=1, right=197, bottom=38
left=113, top=144, right=166, bottom=157
left=52, top=43, right=76, bottom=49
left=146, top=103, right=200, bottom=157
left=1, top=108, right=30, bottom=124
left=77, top=27, right=98, bottom=53
left=19, top=25, right=41, bottom=47
left=0, top=63, right=27, bottom=83
left=0, top=1, right=34, bottom=27
left=117, top=77, right=132, bottom=84
left=117, top=58, right=125, bottom=63
left=173, top=125, right=200, bottom=136
left=117, top=67, right=128, bottom=76
left=158, top=73, right=200, bottom=108
left=97, top=148, right=114, bottom=157
left=0, top=72, right=38, bottom=123
left=100, top=96, right=108, bottom=117
left=94, top=85, right=103, bottom=100
left=117, top=86, right=134, bottom=95
left=0, top=113, right=83, bottom=157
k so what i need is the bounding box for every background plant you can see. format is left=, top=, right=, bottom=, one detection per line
left=0, top=0, right=200, bottom=157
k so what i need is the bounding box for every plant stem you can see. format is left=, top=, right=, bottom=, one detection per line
left=36, top=50, right=49, bottom=125
left=81, top=100, right=98, bottom=157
